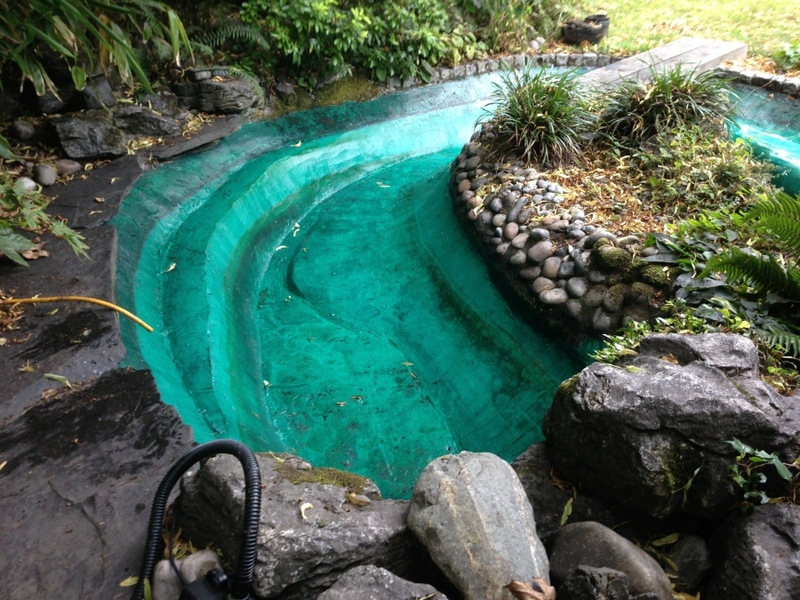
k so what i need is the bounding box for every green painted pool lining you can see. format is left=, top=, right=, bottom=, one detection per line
left=116, top=71, right=587, bottom=498
left=115, top=71, right=800, bottom=499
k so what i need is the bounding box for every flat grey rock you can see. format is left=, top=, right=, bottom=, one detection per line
left=318, top=566, right=449, bottom=600
left=176, top=453, right=414, bottom=600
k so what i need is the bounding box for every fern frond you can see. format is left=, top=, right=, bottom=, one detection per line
left=764, top=324, right=800, bottom=358
left=749, top=192, right=800, bottom=222
left=703, top=247, right=800, bottom=301
left=227, top=66, right=265, bottom=102
left=189, top=23, right=269, bottom=52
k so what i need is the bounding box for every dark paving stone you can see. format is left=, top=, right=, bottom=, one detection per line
left=0, top=368, right=194, bottom=600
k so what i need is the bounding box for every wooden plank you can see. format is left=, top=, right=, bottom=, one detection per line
left=580, top=38, right=748, bottom=91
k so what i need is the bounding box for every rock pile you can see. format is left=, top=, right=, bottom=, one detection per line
left=168, top=334, right=800, bottom=600
left=451, top=126, right=669, bottom=336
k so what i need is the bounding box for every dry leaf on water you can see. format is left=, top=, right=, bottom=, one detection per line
left=505, top=578, right=557, bottom=600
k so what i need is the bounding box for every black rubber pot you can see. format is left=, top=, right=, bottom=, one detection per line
left=562, top=14, right=610, bottom=45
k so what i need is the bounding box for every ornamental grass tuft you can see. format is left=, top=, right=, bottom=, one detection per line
left=597, top=64, right=734, bottom=147
left=480, top=66, right=593, bottom=168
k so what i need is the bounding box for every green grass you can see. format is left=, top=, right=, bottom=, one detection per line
left=564, top=0, right=797, bottom=57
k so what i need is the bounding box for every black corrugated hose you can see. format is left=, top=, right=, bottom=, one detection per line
left=132, top=439, right=262, bottom=600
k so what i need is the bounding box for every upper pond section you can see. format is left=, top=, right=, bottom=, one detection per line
left=115, top=72, right=585, bottom=498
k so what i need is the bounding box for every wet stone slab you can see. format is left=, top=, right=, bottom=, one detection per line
left=0, top=368, right=194, bottom=600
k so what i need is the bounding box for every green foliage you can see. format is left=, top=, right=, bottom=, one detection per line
left=240, top=0, right=472, bottom=85
left=728, top=438, right=798, bottom=510
left=700, top=193, right=800, bottom=355
left=480, top=66, right=593, bottom=167
left=457, top=0, right=563, bottom=52
left=774, top=41, right=800, bottom=71
left=0, top=170, right=88, bottom=266
left=0, top=0, right=192, bottom=96
left=597, top=65, right=734, bottom=148
left=630, top=126, right=774, bottom=216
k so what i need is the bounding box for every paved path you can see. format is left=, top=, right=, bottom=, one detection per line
left=580, top=37, right=747, bottom=90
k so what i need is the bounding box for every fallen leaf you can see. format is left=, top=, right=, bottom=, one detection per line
left=20, top=239, right=49, bottom=261
left=505, top=579, right=556, bottom=600
left=345, top=491, right=371, bottom=507
left=651, top=532, right=680, bottom=547
left=41, top=388, right=59, bottom=400
left=94, top=196, right=105, bottom=203
left=162, top=262, right=177, bottom=273
left=119, top=576, right=139, bottom=587
left=401, top=361, right=414, bottom=366
left=44, top=373, right=72, bottom=388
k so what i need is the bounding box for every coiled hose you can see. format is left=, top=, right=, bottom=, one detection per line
left=132, top=439, right=262, bottom=600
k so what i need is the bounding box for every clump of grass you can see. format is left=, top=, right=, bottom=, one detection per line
left=480, top=66, right=593, bottom=168
left=597, top=65, right=734, bottom=148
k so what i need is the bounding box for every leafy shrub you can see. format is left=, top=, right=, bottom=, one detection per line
left=479, top=66, right=592, bottom=167
left=597, top=65, right=734, bottom=147
left=240, top=0, right=458, bottom=85
left=0, top=0, right=192, bottom=96
left=729, top=438, right=798, bottom=510
left=457, top=0, right=562, bottom=52
left=775, top=41, right=800, bottom=71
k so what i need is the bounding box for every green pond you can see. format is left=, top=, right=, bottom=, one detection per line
left=115, top=72, right=585, bottom=498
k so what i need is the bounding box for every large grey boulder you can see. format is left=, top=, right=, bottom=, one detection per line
left=82, top=74, right=117, bottom=109
left=198, top=78, right=260, bottom=113
left=317, top=566, right=449, bottom=600
left=176, top=453, right=414, bottom=600
left=50, top=110, right=127, bottom=158
left=114, top=105, right=182, bottom=137
left=407, top=452, right=549, bottom=600
left=549, top=522, right=672, bottom=600
left=512, top=443, right=625, bottom=542
left=705, top=503, right=800, bottom=600
left=544, top=333, right=800, bottom=519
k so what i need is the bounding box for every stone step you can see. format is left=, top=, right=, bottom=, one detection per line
left=580, top=37, right=748, bottom=90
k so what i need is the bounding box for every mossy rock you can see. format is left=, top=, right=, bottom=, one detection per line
left=316, top=74, right=382, bottom=106
left=639, top=263, right=673, bottom=287
left=274, top=458, right=375, bottom=496
left=593, top=244, right=633, bottom=273
left=628, top=281, right=656, bottom=303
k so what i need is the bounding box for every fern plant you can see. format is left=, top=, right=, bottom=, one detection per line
left=702, top=193, right=800, bottom=356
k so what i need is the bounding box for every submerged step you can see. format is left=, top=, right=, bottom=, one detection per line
left=580, top=37, right=747, bottom=90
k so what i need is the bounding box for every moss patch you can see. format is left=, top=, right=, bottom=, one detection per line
left=274, top=460, right=373, bottom=495
left=593, top=245, right=633, bottom=273
left=639, top=263, right=672, bottom=287
left=316, top=74, right=382, bottom=106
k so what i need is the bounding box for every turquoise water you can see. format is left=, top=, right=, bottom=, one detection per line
left=116, top=73, right=800, bottom=498
left=115, top=73, right=584, bottom=498
left=731, top=83, right=800, bottom=195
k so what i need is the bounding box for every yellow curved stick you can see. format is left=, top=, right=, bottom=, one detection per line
left=0, top=296, right=154, bottom=332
